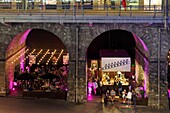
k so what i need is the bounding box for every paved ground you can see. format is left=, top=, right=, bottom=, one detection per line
left=0, top=96, right=169, bottom=113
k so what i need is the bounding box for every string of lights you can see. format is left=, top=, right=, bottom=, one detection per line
left=54, top=49, right=64, bottom=65
left=11, top=48, right=29, bottom=64
left=46, top=49, right=56, bottom=65
left=37, top=49, right=50, bottom=65
left=35, top=49, right=43, bottom=58
left=20, top=49, right=36, bottom=64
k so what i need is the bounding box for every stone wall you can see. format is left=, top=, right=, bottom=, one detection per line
left=0, top=23, right=169, bottom=109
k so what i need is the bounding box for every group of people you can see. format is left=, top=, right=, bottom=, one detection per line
left=14, top=64, right=68, bottom=92
left=104, top=85, right=139, bottom=111
left=104, top=89, right=116, bottom=105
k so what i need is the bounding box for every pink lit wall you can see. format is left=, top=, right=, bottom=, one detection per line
left=20, top=29, right=32, bottom=45
left=5, top=29, right=32, bottom=90
left=133, top=33, right=149, bottom=58
left=133, top=34, right=149, bottom=96
left=20, top=51, right=25, bottom=72
left=6, top=60, right=14, bottom=90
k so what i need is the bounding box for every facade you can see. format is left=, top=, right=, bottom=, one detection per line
left=0, top=0, right=163, bottom=10
left=0, top=0, right=169, bottom=110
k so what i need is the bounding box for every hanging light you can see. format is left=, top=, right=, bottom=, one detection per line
left=11, top=48, right=29, bottom=64
left=20, top=49, right=36, bottom=63
left=54, top=49, right=64, bottom=65
left=46, top=49, right=56, bottom=65
left=35, top=49, right=43, bottom=58
left=37, top=49, right=50, bottom=64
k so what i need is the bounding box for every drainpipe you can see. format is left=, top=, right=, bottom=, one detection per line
left=158, top=28, right=161, bottom=109
left=75, top=26, right=79, bottom=103
left=164, top=0, right=168, bottom=29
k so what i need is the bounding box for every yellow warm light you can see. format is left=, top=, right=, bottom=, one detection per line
left=21, top=49, right=36, bottom=62
left=12, top=48, right=29, bottom=63
left=37, top=49, right=50, bottom=64
left=54, top=49, right=63, bottom=64
left=46, top=49, right=56, bottom=64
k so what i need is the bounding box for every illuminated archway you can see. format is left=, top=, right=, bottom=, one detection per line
left=86, top=29, right=149, bottom=105
left=5, top=29, right=68, bottom=99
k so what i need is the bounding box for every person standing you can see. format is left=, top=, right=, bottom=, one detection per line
left=132, top=89, right=137, bottom=112
left=118, top=81, right=122, bottom=97
left=104, top=89, right=110, bottom=105
left=93, top=79, right=98, bottom=95
left=122, top=0, right=126, bottom=11
left=126, top=90, right=132, bottom=107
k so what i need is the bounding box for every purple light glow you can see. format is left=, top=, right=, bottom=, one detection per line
left=143, top=57, right=148, bottom=95
left=8, top=64, right=15, bottom=90
left=168, top=89, right=170, bottom=98
left=87, top=94, right=93, bottom=101
left=7, top=35, right=20, bottom=51
left=7, top=29, right=31, bottom=52
left=12, top=88, right=15, bottom=91
left=133, top=33, right=149, bottom=96
left=133, top=33, right=148, bottom=52
left=20, top=53, right=25, bottom=72
left=9, top=78, right=13, bottom=90
left=13, top=82, right=17, bottom=86
left=20, top=29, right=32, bottom=45
left=88, top=82, right=93, bottom=94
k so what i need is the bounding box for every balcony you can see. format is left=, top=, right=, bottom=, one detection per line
left=0, top=3, right=168, bottom=24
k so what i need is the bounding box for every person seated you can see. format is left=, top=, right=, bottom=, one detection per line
left=49, top=84, right=56, bottom=91
left=104, top=89, right=110, bottom=105
left=122, top=89, right=127, bottom=103
left=109, top=89, right=116, bottom=102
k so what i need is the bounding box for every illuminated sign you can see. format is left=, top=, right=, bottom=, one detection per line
left=101, top=57, right=131, bottom=72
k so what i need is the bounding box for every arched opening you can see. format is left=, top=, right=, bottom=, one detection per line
left=5, top=29, right=69, bottom=100
left=86, top=29, right=149, bottom=106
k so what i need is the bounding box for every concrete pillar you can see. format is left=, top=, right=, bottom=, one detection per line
left=67, top=61, right=76, bottom=102
left=11, top=0, right=17, bottom=10
left=70, top=0, right=75, bottom=10
left=93, top=0, right=98, bottom=9
left=34, top=0, right=40, bottom=9
left=139, top=0, right=144, bottom=10
left=57, top=0, right=62, bottom=9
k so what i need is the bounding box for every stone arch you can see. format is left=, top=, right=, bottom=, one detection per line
left=86, top=24, right=153, bottom=52
left=85, top=24, right=150, bottom=104
left=3, top=24, right=70, bottom=57
left=82, top=24, right=169, bottom=108
left=5, top=28, right=69, bottom=95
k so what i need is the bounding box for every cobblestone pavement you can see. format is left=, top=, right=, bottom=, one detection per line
left=0, top=96, right=169, bottom=113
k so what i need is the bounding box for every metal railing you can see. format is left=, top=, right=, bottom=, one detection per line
left=0, top=4, right=168, bottom=24
left=0, top=4, right=165, bottom=17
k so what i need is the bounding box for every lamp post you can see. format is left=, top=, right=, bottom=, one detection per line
left=164, top=0, right=168, bottom=29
